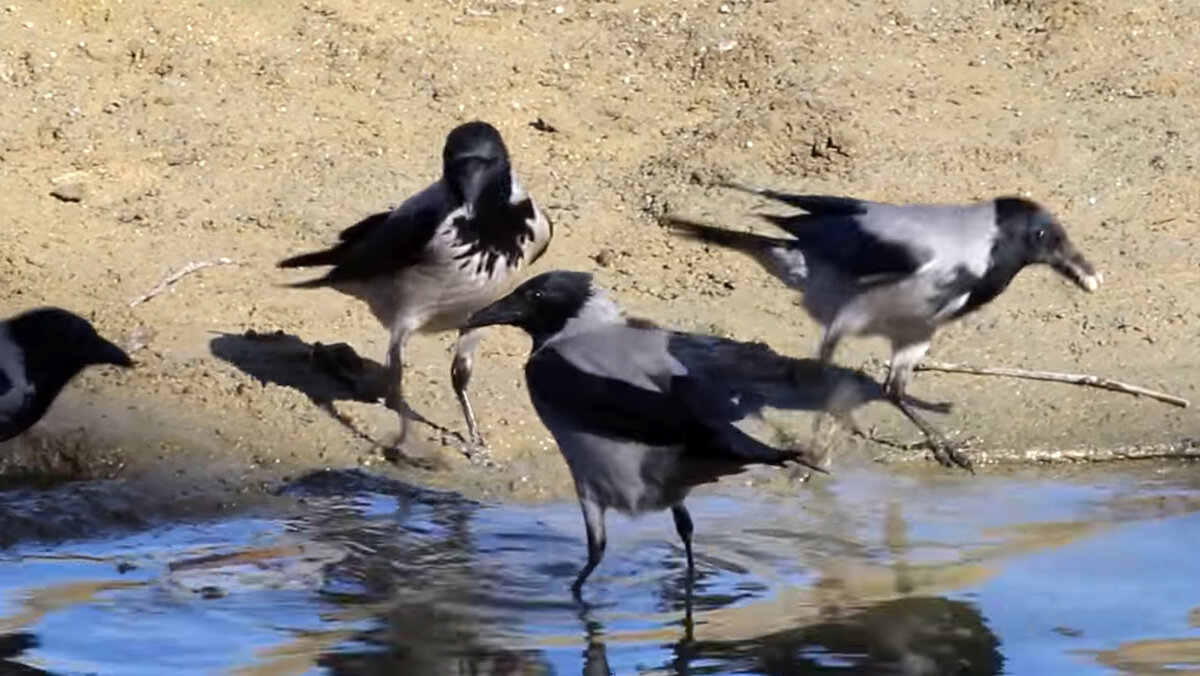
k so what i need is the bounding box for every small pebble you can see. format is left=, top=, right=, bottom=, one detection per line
left=50, top=182, right=85, bottom=203
left=593, top=248, right=617, bottom=268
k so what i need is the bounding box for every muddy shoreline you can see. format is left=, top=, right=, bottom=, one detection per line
left=0, top=388, right=1194, bottom=547
left=2, top=0, right=1198, bottom=544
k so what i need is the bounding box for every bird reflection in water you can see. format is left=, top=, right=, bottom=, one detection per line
left=0, top=632, right=64, bottom=676
left=578, top=493, right=1003, bottom=676
left=286, top=467, right=1007, bottom=676
left=578, top=595, right=1002, bottom=676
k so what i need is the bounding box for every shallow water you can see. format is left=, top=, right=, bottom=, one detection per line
left=1, top=463, right=1199, bottom=675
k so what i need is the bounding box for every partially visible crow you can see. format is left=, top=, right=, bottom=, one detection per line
left=1, top=308, right=132, bottom=443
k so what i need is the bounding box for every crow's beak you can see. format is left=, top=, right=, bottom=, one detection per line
left=458, top=163, right=489, bottom=206
left=93, top=337, right=134, bottom=368
left=466, top=294, right=529, bottom=329
left=1048, top=241, right=1102, bottom=293
left=450, top=156, right=504, bottom=207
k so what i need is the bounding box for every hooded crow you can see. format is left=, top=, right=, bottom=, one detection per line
left=0, top=307, right=133, bottom=443
left=665, top=184, right=1102, bottom=471
left=466, top=270, right=826, bottom=596
left=278, top=121, right=553, bottom=459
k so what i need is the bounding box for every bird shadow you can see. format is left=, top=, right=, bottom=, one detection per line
left=662, top=331, right=952, bottom=467
left=665, top=331, right=949, bottom=417
left=208, top=330, right=439, bottom=469
left=210, top=330, right=381, bottom=403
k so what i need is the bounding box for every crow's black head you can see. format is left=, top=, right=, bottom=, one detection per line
left=442, top=121, right=513, bottom=209
left=1, top=307, right=132, bottom=442
left=994, top=197, right=1101, bottom=293
left=8, top=308, right=133, bottom=374
left=466, top=270, right=596, bottom=342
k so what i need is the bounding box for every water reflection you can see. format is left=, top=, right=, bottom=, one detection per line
left=0, top=466, right=1199, bottom=674
left=262, top=467, right=1200, bottom=675
left=0, top=632, right=61, bottom=675
left=573, top=485, right=1002, bottom=676
left=283, top=470, right=562, bottom=676
left=669, top=596, right=1002, bottom=675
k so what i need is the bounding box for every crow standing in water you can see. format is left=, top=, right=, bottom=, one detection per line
left=278, top=121, right=554, bottom=461
left=666, top=184, right=1102, bottom=471
left=1, top=307, right=133, bottom=443
left=466, top=270, right=826, bottom=597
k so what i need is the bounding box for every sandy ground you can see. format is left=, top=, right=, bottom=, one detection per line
left=1, top=0, right=1198, bottom=532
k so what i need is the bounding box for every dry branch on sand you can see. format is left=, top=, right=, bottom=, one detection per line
left=129, top=258, right=236, bottom=308
left=915, top=360, right=1190, bottom=408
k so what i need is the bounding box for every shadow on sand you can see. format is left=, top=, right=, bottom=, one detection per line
left=208, top=330, right=441, bottom=470
left=210, top=328, right=948, bottom=472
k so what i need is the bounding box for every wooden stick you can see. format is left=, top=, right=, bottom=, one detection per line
left=129, top=257, right=235, bottom=307
left=915, top=360, right=1190, bottom=408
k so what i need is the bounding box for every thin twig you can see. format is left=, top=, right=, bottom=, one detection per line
left=129, top=258, right=235, bottom=307
left=915, top=360, right=1189, bottom=408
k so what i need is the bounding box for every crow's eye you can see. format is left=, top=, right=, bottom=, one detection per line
left=1035, top=228, right=1047, bottom=240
